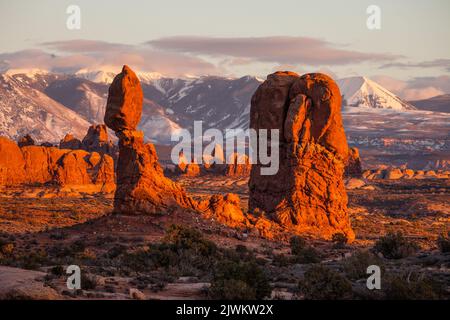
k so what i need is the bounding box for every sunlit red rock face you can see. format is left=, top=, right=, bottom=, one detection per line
left=0, top=136, right=115, bottom=192
left=249, top=72, right=355, bottom=241
left=225, top=153, right=251, bottom=177
left=0, top=137, right=26, bottom=185
left=105, top=65, right=196, bottom=214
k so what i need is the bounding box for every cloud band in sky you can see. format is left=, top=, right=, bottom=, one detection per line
left=147, top=36, right=402, bottom=66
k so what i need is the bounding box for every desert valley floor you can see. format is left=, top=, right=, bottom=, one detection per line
left=0, top=176, right=449, bottom=300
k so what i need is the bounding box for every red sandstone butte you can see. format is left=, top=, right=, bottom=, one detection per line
left=249, top=72, right=355, bottom=241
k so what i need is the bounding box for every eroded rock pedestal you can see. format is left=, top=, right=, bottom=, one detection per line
left=105, top=65, right=195, bottom=214
left=249, top=72, right=355, bottom=241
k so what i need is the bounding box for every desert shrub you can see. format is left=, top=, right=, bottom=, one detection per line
left=20, top=250, right=49, bottom=270
left=384, top=272, right=445, bottom=300
left=342, top=250, right=384, bottom=280
left=289, top=235, right=321, bottom=264
left=437, top=232, right=450, bottom=253
left=293, top=246, right=321, bottom=264
left=106, top=244, right=127, bottom=259
left=299, top=264, right=352, bottom=300
left=290, top=236, right=307, bottom=255
left=50, top=265, right=65, bottom=276
left=81, top=273, right=98, bottom=290
left=49, top=232, right=67, bottom=240
left=374, top=232, right=419, bottom=259
left=209, top=260, right=271, bottom=300
left=272, top=254, right=291, bottom=267
left=120, top=225, right=218, bottom=277
left=71, top=240, right=87, bottom=253
left=235, top=244, right=248, bottom=254
left=0, top=243, right=14, bottom=255
left=332, top=233, right=348, bottom=249
left=209, top=279, right=257, bottom=300
left=165, top=224, right=217, bottom=256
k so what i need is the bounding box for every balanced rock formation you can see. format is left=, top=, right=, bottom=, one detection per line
left=248, top=72, right=355, bottom=241
left=17, top=134, right=35, bottom=147
left=105, top=65, right=195, bottom=214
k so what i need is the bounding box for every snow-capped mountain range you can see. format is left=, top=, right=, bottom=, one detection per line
left=0, top=68, right=444, bottom=145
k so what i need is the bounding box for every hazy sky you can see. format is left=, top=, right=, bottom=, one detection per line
left=0, top=0, right=449, bottom=98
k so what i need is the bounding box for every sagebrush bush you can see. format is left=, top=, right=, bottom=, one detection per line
left=299, top=264, right=352, bottom=300
left=342, top=250, right=384, bottom=280
left=50, top=265, right=65, bottom=276
left=374, top=232, right=419, bottom=259
left=293, top=246, right=321, bottom=264
left=165, top=224, right=217, bottom=256
left=332, top=233, right=348, bottom=249
left=437, top=232, right=450, bottom=253
left=120, top=225, right=218, bottom=276
left=289, top=236, right=307, bottom=255
left=81, top=273, right=98, bottom=290
left=289, top=236, right=321, bottom=264
left=209, top=260, right=271, bottom=300
left=384, top=272, right=445, bottom=300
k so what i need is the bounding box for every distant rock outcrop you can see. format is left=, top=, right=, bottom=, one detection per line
left=0, top=137, right=26, bottom=185
left=59, top=134, right=82, bottom=150
left=17, top=134, right=35, bottom=147
left=363, top=168, right=449, bottom=180
left=0, top=136, right=115, bottom=193
left=198, top=193, right=247, bottom=227
left=248, top=72, right=355, bottom=241
left=225, top=153, right=251, bottom=177
left=174, top=151, right=201, bottom=177
left=81, top=124, right=115, bottom=154
left=345, top=147, right=362, bottom=177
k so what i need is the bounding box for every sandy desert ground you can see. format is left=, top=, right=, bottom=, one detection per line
left=0, top=176, right=448, bottom=300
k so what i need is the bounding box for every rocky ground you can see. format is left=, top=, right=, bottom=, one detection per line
left=0, top=176, right=448, bottom=300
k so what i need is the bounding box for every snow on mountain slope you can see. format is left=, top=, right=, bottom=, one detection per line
left=338, top=76, right=416, bottom=111
left=4, top=68, right=49, bottom=79
left=45, top=78, right=108, bottom=124
left=75, top=67, right=164, bottom=85
left=43, top=76, right=183, bottom=143
left=3, top=68, right=442, bottom=146
left=0, top=74, right=91, bottom=143
left=141, top=75, right=261, bottom=133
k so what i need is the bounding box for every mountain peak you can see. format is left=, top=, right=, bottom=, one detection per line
left=338, top=76, right=415, bottom=111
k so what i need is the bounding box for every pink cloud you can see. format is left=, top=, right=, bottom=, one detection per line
left=148, top=36, right=402, bottom=66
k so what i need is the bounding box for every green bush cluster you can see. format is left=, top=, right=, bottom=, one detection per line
left=437, top=231, right=450, bottom=253
left=384, top=272, right=445, bottom=300
left=374, top=232, right=419, bottom=259
left=342, top=250, right=384, bottom=280
left=289, top=236, right=321, bottom=264
left=299, top=264, right=353, bottom=300
left=209, top=259, right=271, bottom=300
